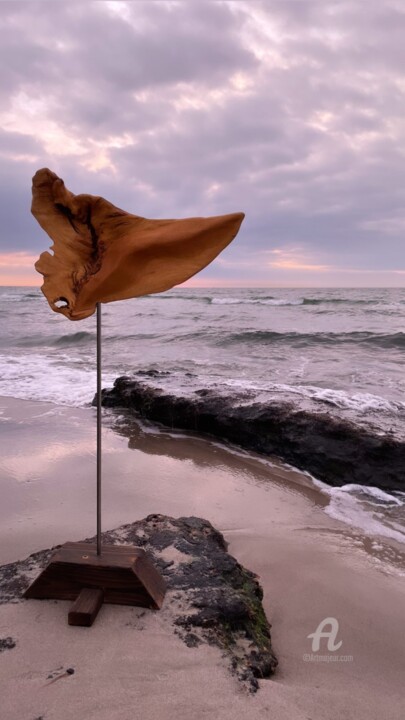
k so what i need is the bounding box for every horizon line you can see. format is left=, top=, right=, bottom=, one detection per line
left=1, top=284, right=405, bottom=290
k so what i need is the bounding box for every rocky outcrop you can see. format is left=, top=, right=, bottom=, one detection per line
left=99, top=377, right=405, bottom=492
left=0, top=515, right=277, bottom=692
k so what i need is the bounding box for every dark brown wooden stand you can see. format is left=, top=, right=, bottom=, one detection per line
left=24, top=542, right=166, bottom=626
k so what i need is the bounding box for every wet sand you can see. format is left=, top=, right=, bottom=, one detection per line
left=0, top=396, right=404, bottom=720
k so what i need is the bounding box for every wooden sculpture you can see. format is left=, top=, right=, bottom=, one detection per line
left=32, top=168, right=244, bottom=320
left=26, top=169, right=244, bottom=626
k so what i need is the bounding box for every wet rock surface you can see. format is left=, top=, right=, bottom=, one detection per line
left=0, top=515, right=277, bottom=692
left=99, top=377, right=405, bottom=492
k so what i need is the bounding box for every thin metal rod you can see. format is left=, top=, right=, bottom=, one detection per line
left=96, top=302, right=102, bottom=555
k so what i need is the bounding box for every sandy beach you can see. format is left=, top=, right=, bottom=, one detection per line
left=1, top=395, right=404, bottom=720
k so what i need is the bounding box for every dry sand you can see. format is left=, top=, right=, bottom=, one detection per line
left=0, top=395, right=404, bottom=720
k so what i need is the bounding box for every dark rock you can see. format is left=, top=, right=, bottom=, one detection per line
left=0, top=637, right=16, bottom=652
left=182, top=632, right=201, bottom=647
left=97, top=378, right=405, bottom=492
left=136, top=369, right=170, bottom=378
left=0, top=515, right=277, bottom=692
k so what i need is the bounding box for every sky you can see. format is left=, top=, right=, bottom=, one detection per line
left=0, top=0, right=404, bottom=287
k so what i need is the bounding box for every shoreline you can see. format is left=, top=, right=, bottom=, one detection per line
left=0, top=394, right=404, bottom=565
left=100, top=377, right=405, bottom=493
left=1, top=395, right=405, bottom=719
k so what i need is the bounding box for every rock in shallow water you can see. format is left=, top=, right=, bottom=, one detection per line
left=98, top=377, right=405, bottom=492
left=0, top=514, right=277, bottom=692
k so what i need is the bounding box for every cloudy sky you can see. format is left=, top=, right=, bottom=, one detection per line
left=1, top=0, right=404, bottom=287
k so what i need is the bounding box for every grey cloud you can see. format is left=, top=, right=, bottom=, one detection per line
left=0, top=130, right=42, bottom=157
left=0, top=161, right=38, bottom=250
left=0, top=1, right=257, bottom=135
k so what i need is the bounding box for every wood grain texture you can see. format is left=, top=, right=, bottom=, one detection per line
left=32, top=168, right=245, bottom=320
left=24, top=542, right=166, bottom=610
left=68, top=587, right=104, bottom=626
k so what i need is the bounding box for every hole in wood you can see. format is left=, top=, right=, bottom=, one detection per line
left=54, top=297, right=69, bottom=308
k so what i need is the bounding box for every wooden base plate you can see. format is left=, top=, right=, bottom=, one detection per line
left=24, top=542, right=166, bottom=624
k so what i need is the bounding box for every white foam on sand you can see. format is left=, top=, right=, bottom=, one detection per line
left=0, top=353, right=116, bottom=407
left=313, top=479, right=405, bottom=545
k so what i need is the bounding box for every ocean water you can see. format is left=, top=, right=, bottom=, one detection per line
left=1, top=285, right=404, bottom=547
